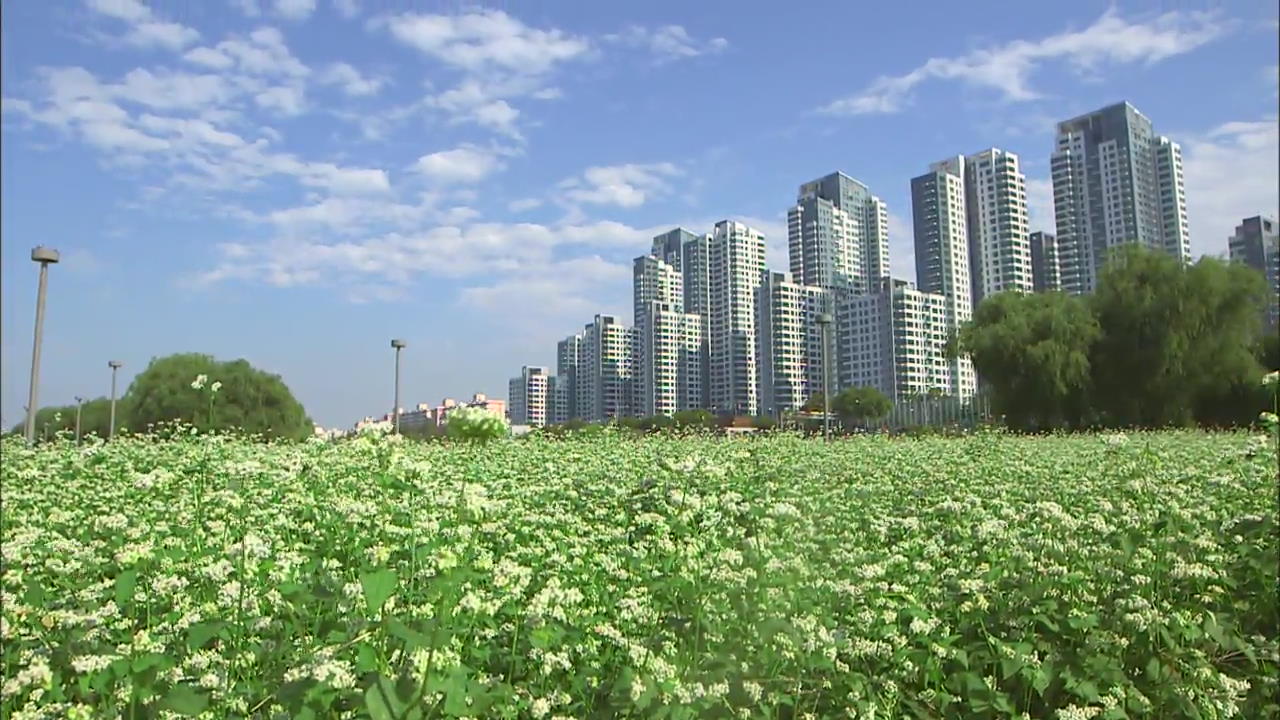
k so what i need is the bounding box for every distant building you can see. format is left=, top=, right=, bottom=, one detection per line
left=633, top=251, right=703, bottom=416
left=575, top=314, right=637, bottom=422
left=708, top=220, right=767, bottom=416
left=757, top=271, right=828, bottom=417
left=788, top=172, right=890, bottom=295
left=1051, top=101, right=1190, bottom=294
left=508, top=366, right=551, bottom=427
left=1029, top=231, right=1062, bottom=292
left=1228, top=215, right=1280, bottom=330
left=838, top=278, right=972, bottom=400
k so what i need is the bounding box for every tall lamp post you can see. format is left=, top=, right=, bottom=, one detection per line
left=25, top=247, right=60, bottom=444
left=74, top=396, right=84, bottom=444
left=390, top=339, right=406, bottom=434
left=816, top=312, right=833, bottom=443
left=108, top=360, right=123, bottom=439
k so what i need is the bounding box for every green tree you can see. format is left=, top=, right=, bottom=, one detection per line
left=123, top=353, right=312, bottom=439
left=801, top=393, right=825, bottom=413
left=1090, top=247, right=1268, bottom=427
left=672, top=409, right=715, bottom=429
left=832, top=386, right=892, bottom=429
left=10, top=397, right=117, bottom=440
left=959, top=290, right=1100, bottom=431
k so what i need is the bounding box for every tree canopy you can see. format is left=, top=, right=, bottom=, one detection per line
left=960, top=290, right=1099, bottom=431
left=832, top=386, right=893, bottom=427
left=960, top=246, right=1273, bottom=431
left=122, top=353, right=312, bottom=439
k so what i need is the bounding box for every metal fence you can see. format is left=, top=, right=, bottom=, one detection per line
left=883, top=393, right=994, bottom=430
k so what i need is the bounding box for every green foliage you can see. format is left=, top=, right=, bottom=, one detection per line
left=751, top=415, right=777, bottom=430
left=1090, top=248, right=1268, bottom=428
left=122, top=352, right=312, bottom=439
left=671, top=409, right=716, bottom=429
left=444, top=407, right=508, bottom=442
left=960, top=291, right=1099, bottom=431
left=832, top=386, right=892, bottom=427
left=9, top=397, right=117, bottom=439
left=0, top=430, right=1274, bottom=717
left=801, top=393, right=826, bottom=413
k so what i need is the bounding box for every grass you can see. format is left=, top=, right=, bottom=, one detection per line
left=1, top=428, right=1276, bottom=719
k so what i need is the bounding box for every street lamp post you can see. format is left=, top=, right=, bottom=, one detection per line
left=74, top=396, right=84, bottom=444
left=108, top=361, right=123, bottom=439
left=25, top=246, right=60, bottom=444
left=390, top=339, right=406, bottom=434
left=816, top=313, right=833, bottom=443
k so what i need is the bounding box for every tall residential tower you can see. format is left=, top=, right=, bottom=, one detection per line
left=1050, top=102, right=1190, bottom=294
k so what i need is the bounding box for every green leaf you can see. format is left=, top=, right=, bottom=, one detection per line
left=1031, top=668, right=1050, bottom=695
left=115, top=569, right=138, bottom=608
left=361, top=569, right=398, bottom=616
left=365, top=677, right=400, bottom=720
left=23, top=577, right=45, bottom=609
left=1145, top=657, right=1162, bottom=682
left=162, top=685, right=210, bottom=716
left=387, top=617, right=427, bottom=651
left=355, top=642, right=378, bottom=673
left=132, top=653, right=169, bottom=673
left=187, top=622, right=226, bottom=650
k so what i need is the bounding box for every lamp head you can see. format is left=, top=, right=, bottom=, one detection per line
left=108, top=360, right=123, bottom=369
left=31, top=247, right=60, bottom=264
left=391, top=339, right=406, bottom=349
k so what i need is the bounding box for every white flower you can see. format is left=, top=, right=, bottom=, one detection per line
left=191, top=374, right=208, bottom=390
left=1261, top=370, right=1280, bottom=389
left=211, top=381, right=223, bottom=394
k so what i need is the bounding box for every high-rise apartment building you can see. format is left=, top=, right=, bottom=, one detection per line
left=837, top=278, right=972, bottom=399
left=1051, top=101, right=1190, bottom=294
left=911, top=158, right=977, bottom=395
left=757, top=271, right=828, bottom=416
left=963, top=148, right=1033, bottom=305
left=547, top=375, right=570, bottom=426
left=508, top=366, right=550, bottom=427
left=676, top=230, right=712, bottom=407
left=556, top=333, right=583, bottom=420
left=1029, top=231, right=1062, bottom=292
left=633, top=253, right=703, bottom=416
left=1228, top=215, right=1280, bottom=330
left=787, top=172, right=890, bottom=295
left=707, top=220, right=767, bottom=416
left=575, top=314, right=636, bottom=422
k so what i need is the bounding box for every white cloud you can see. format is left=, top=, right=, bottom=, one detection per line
left=558, top=163, right=681, bottom=208
left=413, top=146, right=504, bottom=184
left=198, top=218, right=664, bottom=293
left=508, top=197, right=542, bottom=212
left=319, top=63, right=384, bottom=96
left=8, top=64, right=392, bottom=199
left=604, top=25, right=728, bottom=63
left=886, top=212, right=913, bottom=281
left=85, top=0, right=200, bottom=50
left=458, top=256, right=631, bottom=321
left=1025, top=177, right=1054, bottom=233
left=380, top=10, right=588, bottom=76
left=254, top=85, right=306, bottom=115
left=183, top=27, right=310, bottom=78
left=821, top=9, right=1226, bottom=115
left=182, top=46, right=234, bottom=70
left=125, top=21, right=200, bottom=50
left=273, top=0, right=316, bottom=21
left=86, top=0, right=150, bottom=22
left=1181, top=117, right=1279, bottom=258
left=333, top=0, right=359, bottom=19
left=231, top=0, right=261, bottom=17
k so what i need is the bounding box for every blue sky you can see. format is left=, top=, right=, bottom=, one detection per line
left=2, top=0, right=1277, bottom=429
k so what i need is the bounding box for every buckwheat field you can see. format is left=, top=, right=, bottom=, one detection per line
left=1, top=429, right=1276, bottom=719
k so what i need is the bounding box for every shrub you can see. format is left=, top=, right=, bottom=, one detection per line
left=444, top=407, right=508, bottom=442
